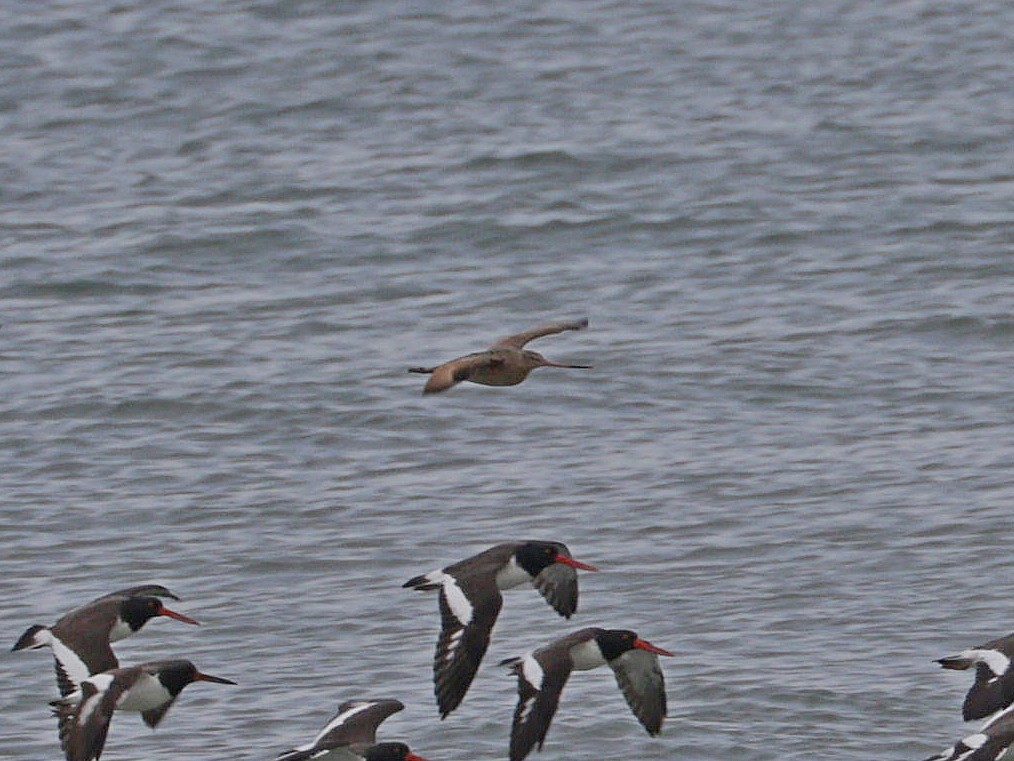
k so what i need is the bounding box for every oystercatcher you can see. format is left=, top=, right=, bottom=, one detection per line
left=274, top=699, right=429, bottom=761
left=923, top=703, right=1014, bottom=761
left=500, top=627, right=672, bottom=761
left=13, top=585, right=199, bottom=695
left=51, top=659, right=235, bottom=761
left=938, top=631, right=1014, bottom=720
left=404, top=541, right=598, bottom=717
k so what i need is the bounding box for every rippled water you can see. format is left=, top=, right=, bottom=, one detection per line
left=2, top=1, right=1012, bottom=760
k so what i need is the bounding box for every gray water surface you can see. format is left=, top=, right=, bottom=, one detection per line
left=2, top=1, right=1013, bottom=760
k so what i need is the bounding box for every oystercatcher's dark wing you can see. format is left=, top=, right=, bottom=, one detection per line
left=608, top=648, right=667, bottom=735
left=507, top=648, right=574, bottom=761
left=433, top=572, right=503, bottom=717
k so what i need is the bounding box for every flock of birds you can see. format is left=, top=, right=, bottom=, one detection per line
left=12, top=319, right=1008, bottom=760
left=10, top=322, right=674, bottom=761
left=12, top=541, right=672, bottom=761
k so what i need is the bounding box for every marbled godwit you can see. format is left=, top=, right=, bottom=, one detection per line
left=408, top=318, right=591, bottom=394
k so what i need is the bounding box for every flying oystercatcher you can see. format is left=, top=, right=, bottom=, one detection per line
left=923, top=704, right=1014, bottom=761
left=274, top=698, right=430, bottom=761
left=51, top=658, right=235, bottom=761
left=938, top=631, right=1014, bottom=720
left=404, top=541, right=598, bottom=717
left=12, top=585, right=199, bottom=695
left=500, top=627, right=672, bottom=761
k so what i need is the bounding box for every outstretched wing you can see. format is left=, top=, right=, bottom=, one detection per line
left=508, top=650, right=574, bottom=761
left=923, top=706, right=1014, bottom=761
left=50, top=599, right=124, bottom=696
left=56, top=669, right=142, bottom=761
left=963, top=661, right=1014, bottom=722
left=532, top=562, right=579, bottom=619
left=141, top=697, right=179, bottom=729
left=52, top=636, right=113, bottom=698
left=307, top=699, right=405, bottom=753
left=492, top=319, right=589, bottom=349
left=420, top=354, right=505, bottom=394
left=96, top=584, right=181, bottom=602
left=608, top=649, right=667, bottom=735
left=433, top=574, right=502, bottom=716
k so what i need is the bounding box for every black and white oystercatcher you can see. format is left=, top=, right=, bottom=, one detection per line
left=923, top=704, right=1014, bottom=761
left=404, top=541, right=598, bottom=718
left=938, top=632, right=1014, bottom=721
left=12, top=585, right=199, bottom=695
left=408, top=319, right=591, bottom=393
left=51, top=659, right=235, bottom=761
left=500, top=627, right=672, bottom=761
left=274, top=699, right=428, bottom=761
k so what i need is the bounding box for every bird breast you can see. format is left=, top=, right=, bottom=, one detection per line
left=469, top=364, right=531, bottom=387
left=569, top=639, right=608, bottom=671
left=495, top=557, right=534, bottom=590
left=117, top=675, right=172, bottom=711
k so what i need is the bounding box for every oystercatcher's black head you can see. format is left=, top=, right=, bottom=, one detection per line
left=363, top=742, right=430, bottom=761
left=515, top=541, right=598, bottom=577
left=157, top=660, right=237, bottom=696
left=120, top=596, right=200, bottom=631
left=596, top=629, right=675, bottom=662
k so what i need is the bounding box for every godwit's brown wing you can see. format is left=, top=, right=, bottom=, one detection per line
left=608, top=647, right=668, bottom=735
left=491, top=319, right=589, bottom=350
left=274, top=699, right=405, bottom=761
left=413, top=353, right=506, bottom=394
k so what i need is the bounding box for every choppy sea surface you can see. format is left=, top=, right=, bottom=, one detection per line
left=1, top=2, right=1012, bottom=760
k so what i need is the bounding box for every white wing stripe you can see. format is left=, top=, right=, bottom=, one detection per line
left=965, top=649, right=1012, bottom=677
left=963, top=733, right=988, bottom=750
left=442, top=575, right=474, bottom=626
left=445, top=629, right=464, bottom=662
left=79, top=674, right=114, bottom=725
left=312, top=702, right=375, bottom=744
left=51, top=638, right=92, bottom=693
left=521, top=655, right=544, bottom=691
